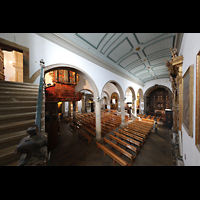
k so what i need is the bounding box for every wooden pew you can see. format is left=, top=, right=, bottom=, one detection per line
left=119, top=129, right=144, bottom=145
left=96, top=142, right=129, bottom=166
left=128, top=123, right=151, bottom=132
left=125, top=125, right=149, bottom=136
left=109, top=134, right=138, bottom=155
left=78, top=129, right=92, bottom=144
left=114, top=131, right=141, bottom=149
left=84, top=126, right=96, bottom=137
left=122, top=127, right=146, bottom=140
left=103, top=138, right=135, bottom=164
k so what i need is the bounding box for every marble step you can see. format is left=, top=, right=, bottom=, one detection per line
left=0, top=106, right=37, bottom=115
left=0, top=130, right=28, bottom=149
left=0, top=144, right=21, bottom=166
left=0, top=85, right=39, bottom=93
left=0, top=112, right=36, bottom=125
left=0, top=95, right=38, bottom=102
left=0, top=101, right=37, bottom=108
left=0, top=80, right=39, bottom=89
left=0, top=119, right=35, bottom=135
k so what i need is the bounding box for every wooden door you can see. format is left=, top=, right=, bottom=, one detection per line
left=0, top=49, right=5, bottom=80
left=165, top=110, right=173, bottom=129
left=45, top=102, right=59, bottom=151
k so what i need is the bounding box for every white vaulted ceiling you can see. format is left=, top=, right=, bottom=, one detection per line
left=38, top=33, right=176, bottom=84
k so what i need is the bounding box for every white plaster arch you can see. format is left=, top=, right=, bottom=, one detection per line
left=101, top=80, right=126, bottom=124
left=44, top=63, right=99, bottom=100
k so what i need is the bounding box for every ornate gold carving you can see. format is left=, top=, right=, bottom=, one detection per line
left=166, top=48, right=183, bottom=133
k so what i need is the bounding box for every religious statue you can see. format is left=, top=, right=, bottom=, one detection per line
left=170, top=48, right=178, bottom=59
left=15, top=124, right=48, bottom=166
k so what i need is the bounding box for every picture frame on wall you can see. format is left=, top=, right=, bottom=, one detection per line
left=196, top=52, right=200, bottom=147
left=182, top=64, right=194, bottom=137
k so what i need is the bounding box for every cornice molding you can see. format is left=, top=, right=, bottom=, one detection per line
left=36, top=33, right=144, bottom=87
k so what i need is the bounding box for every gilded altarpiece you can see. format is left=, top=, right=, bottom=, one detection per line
left=196, top=52, right=200, bottom=148
left=166, top=48, right=183, bottom=133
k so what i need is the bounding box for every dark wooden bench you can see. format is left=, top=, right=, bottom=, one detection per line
left=96, top=142, right=129, bottom=166
left=122, top=127, right=146, bottom=140
left=109, top=134, right=138, bottom=155
left=114, top=131, right=141, bottom=149
left=125, top=125, right=149, bottom=136
left=104, top=138, right=135, bottom=164
left=84, top=126, right=96, bottom=137
left=78, top=129, right=92, bottom=144
left=119, top=129, right=144, bottom=145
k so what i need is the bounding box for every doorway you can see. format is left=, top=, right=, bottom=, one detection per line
left=2, top=50, right=23, bottom=82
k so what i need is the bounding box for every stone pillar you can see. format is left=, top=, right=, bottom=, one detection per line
left=120, top=100, right=125, bottom=126
left=134, top=99, right=137, bottom=116
left=95, top=100, right=101, bottom=141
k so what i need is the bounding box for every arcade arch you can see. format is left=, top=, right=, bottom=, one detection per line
left=125, top=87, right=136, bottom=117
left=101, top=80, right=125, bottom=125
left=136, top=88, right=144, bottom=115
left=144, top=84, right=173, bottom=115
left=35, top=63, right=102, bottom=140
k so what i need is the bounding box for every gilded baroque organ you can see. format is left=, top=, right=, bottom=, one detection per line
left=45, top=69, right=82, bottom=102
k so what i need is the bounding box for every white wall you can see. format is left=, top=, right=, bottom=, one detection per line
left=143, top=78, right=172, bottom=95
left=0, top=33, right=142, bottom=99
left=179, top=33, right=200, bottom=166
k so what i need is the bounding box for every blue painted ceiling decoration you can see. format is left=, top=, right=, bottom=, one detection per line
left=59, top=33, right=175, bottom=83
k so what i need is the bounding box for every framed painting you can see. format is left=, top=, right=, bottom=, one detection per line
left=196, top=52, right=200, bottom=148
left=182, top=64, right=194, bottom=137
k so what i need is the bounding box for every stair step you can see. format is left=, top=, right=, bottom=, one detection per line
left=0, top=130, right=28, bottom=149
left=0, top=145, right=21, bottom=166
left=0, top=86, right=39, bottom=93
left=0, top=81, right=45, bottom=166
left=0, top=112, right=36, bottom=125
left=0, top=80, right=39, bottom=89
left=0, top=106, right=37, bottom=114
left=0, top=119, right=35, bottom=135
left=0, top=91, right=38, bottom=97
left=0, top=101, right=37, bottom=107
left=0, top=95, right=38, bottom=101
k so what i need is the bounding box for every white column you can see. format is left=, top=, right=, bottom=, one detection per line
left=95, top=100, right=101, bottom=141
left=120, top=100, right=125, bottom=126
left=134, top=99, right=137, bottom=116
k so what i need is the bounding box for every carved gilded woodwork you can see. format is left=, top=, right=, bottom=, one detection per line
left=166, top=48, right=183, bottom=133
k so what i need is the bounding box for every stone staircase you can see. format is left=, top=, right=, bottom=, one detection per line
left=0, top=80, right=44, bottom=166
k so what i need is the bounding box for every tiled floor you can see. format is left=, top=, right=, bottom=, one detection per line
left=49, top=120, right=173, bottom=166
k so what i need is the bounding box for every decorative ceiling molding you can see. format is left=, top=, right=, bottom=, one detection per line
left=36, top=33, right=176, bottom=85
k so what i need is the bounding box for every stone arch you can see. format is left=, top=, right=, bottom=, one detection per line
left=125, top=86, right=136, bottom=101
left=34, top=63, right=101, bottom=140
left=125, top=86, right=136, bottom=116
left=44, top=63, right=99, bottom=99
left=101, top=90, right=109, bottom=110
left=136, top=88, right=144, bottom=114
left=144, top=84, right=173, bottom=114
left=101, top=80, right=126, bottom=125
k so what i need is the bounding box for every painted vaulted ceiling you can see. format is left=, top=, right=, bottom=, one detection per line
left=38, top=33, right=175, bottom=85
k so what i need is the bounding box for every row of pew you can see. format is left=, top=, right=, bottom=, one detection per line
left=96, top=120, right=153, bottom=166
left=65, top=111, right=128, bottom=144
